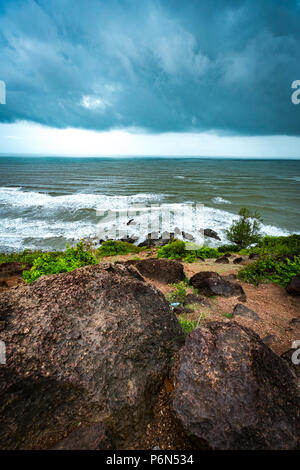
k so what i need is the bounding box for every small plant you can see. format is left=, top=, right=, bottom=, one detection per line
left=223, top=313, right=233, bottom=319
left=179, top=318, right=197, bottom=334
left=183, top=252, right=197, bottom=263
left=167, top=281, right=187, bottom=303
left=226, top=208, right=263, bottom=249
left=98, top=240, right=142, bottom=257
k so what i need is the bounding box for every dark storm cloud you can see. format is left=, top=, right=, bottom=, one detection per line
left=0, top=0, right=300, bottom=135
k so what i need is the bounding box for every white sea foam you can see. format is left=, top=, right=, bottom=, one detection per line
left=0, top=187, right=297, bottom=251
left=212, top=196, right=232, bottom=204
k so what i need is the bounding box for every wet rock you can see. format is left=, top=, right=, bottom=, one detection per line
left=233, top=257, right=243, bottom=264
left=52, top=423, right=113, bottom=450
left=215, top=256, right=229, bottom=264
left=189, top=271, right=246, bottom=300
left=233, top=303, right=261, bottom=321
left=286, top=275, right=300, bottom=296
left=0, top=264, right=185, bottom=449
left=126, top=258, right=186, bottom=285
left=171, top=322, right=300, bottom=450
left=126, top=219, right=135, bottom=226
left=118, top=236, right=138, bottom=244
left=203, top=229, right=221, bottom=241
left=182, top=232, right=194, bottom=241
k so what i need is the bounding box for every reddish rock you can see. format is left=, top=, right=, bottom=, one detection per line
left=233, top=303, right=261, bottom=321
left=215, top=256, right=229, bottom=264
left=171, top=322, right=300, bottom=450
left=0, top=263, right=185, bottom=449
left=189, top=271, right=246, bottom=299
left=125, top=258, right=186, bottom=284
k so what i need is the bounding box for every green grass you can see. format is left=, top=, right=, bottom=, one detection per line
left=222, top=313, right=233, bottom=319
left=179, top=318, right=197, bottom=334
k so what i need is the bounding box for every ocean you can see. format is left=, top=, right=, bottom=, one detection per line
left=0, top=156, right=299, bottom=252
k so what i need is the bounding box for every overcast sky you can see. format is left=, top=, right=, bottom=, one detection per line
left=0, top=0, right=300, bottom=157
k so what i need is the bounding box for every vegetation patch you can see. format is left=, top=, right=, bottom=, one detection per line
left=179, top=318, right=197, bottom=334
left=0, top=249, right=60, bottom=266
left=238, top=255, right=300, bottom=287
left=23, top=242, right=97, bottom=283
left=157, top=240, right=221, bottom=262
left=166, top=281, right=187, bottom=303
left=239, top=234, right=300, bottom=257
left=226, top=208, right=263, bottom=248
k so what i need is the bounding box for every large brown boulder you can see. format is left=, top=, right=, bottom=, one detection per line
left=0, top=263, right=185, bottom=450
left=189, top=271, right=246, bottom=300
left=286, top=275, right=300, bottom=296
left=125, top=258, right=186, bottom=284
left=171, top=322, right=300, bottom=450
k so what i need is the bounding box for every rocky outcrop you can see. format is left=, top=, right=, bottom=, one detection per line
left=286, top=275, right=300, bottom=296
left=171, top=322, right=300, bottom=450
left=0, top=264, right=185, bottom=450
left=233, top=256, right=243, bottom=264
left=125, top=258, right=186, bottom=284
left=189, top=271, right=246, bottom=300
left=204, top=229, right=221, bottom=241
left=138, top=232, right=174, bottom=248
left=215, top=256, right=229, bottom=264
left=233, top=303, right=261, bottom=321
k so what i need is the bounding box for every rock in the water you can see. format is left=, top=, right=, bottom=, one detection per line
left=286, top=275, right=300, bottom=296
left=215, top=256, right=229, bottom=264
left=126, top=258, right=186, bottom=284
left=52, top=423, right=113, bottom=450
left=171, top=322, right=300, bottom=450
left=203, top=229, right=221, bottom=241
left=0, top=264, right=185, bottom=450
left=233, top=303, right=261, bottom=321
left=233, top=257, right=243, bottom=264
left=189, top=271, right=246, bottom=299
left=182, top=232, right=194, bottom=241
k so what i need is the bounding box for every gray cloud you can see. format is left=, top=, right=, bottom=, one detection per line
left=0, top=0, right=300, bottom=135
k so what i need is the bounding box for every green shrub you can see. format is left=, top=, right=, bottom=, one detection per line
left=240, top=234, right=300, bottom=257
left=196, top=246, right=221, bottom=259
left=98, top=240, right=141, bottom=257
left=237, top=255, right=300, bottom=287
left=226, top=208, right=263, bottom=249
left=157, top=240, right=186, bottom=260
left=167, top=281, right=187, bottom=303
left=179, top=318, right=197, bottom=334
left=157, top=240, right=220, bottom=261
left=223, top=313, right=233, bottom=319
left=23, top=242, right=97, bottom=283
